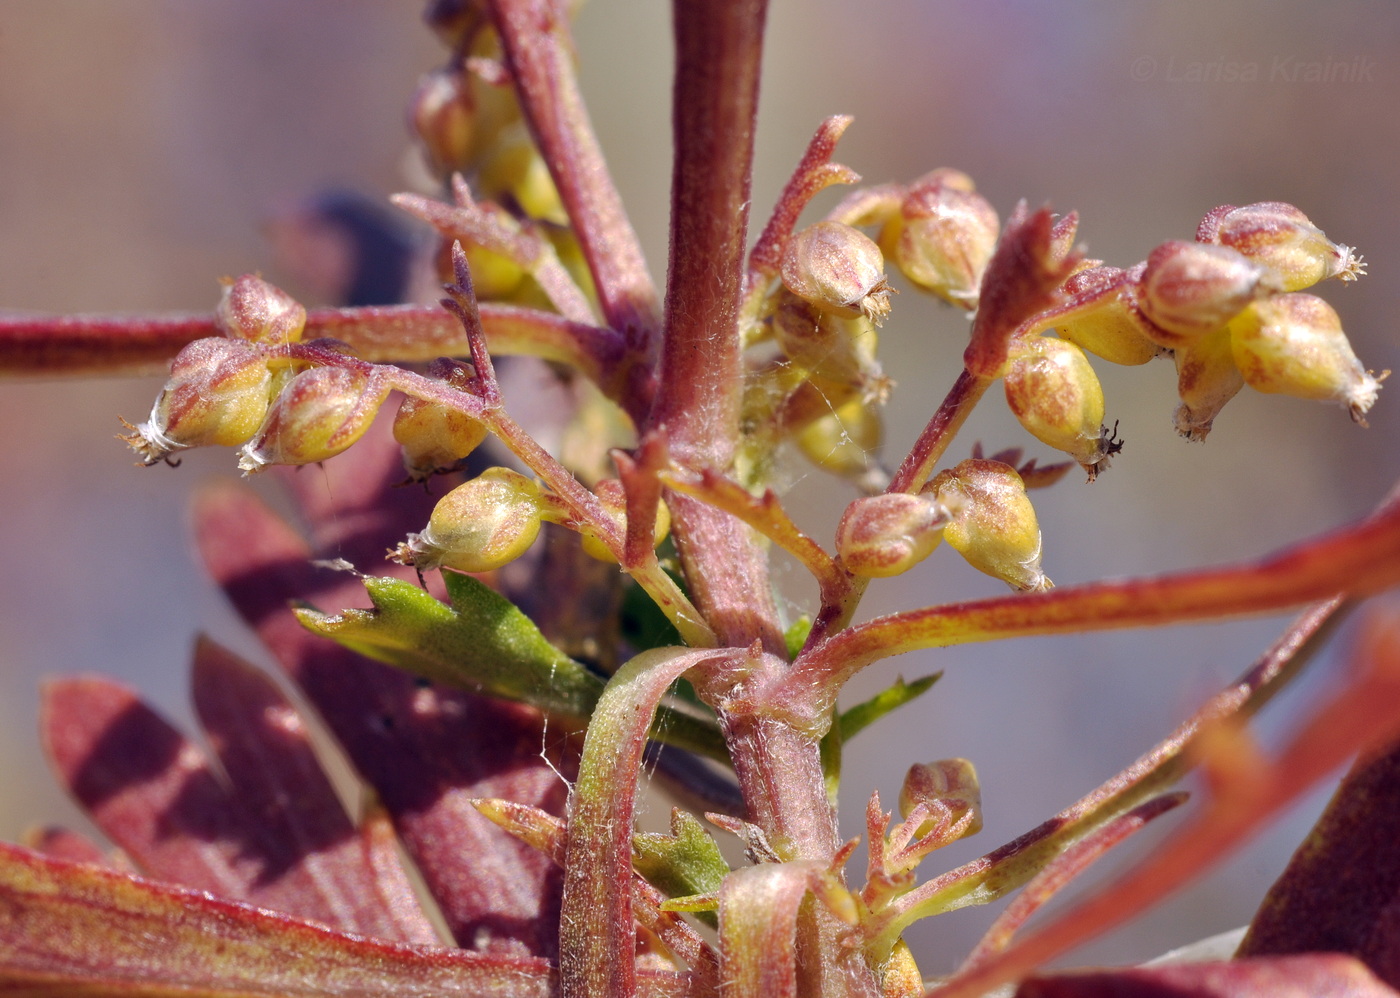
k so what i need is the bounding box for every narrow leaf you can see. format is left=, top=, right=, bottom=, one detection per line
left=718, top=862, right=821, bottom=998
left=559, top=647, right=728, bottom=998
left=0, top=841, right=554, bottom=997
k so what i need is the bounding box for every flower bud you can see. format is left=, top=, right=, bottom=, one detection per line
left=1229, top=293, right=1385, bottom=422
left=1201, top=202, right=1364, bottom=292
left=122, top=338, right=272, bottom=465
left=1052, top=265, right=1159, bottom=367
left=836, top=493, right=950, bottom=578
left=215, top=275, right=306, bottom=346
left=238, top=366, right=390, bottom=473
left=878, top=169, right=998, bottom=309
left=898, top=758, right=982, bottom=842
left=1136, top=240, right=1272, bottom=346
left=423, top=0, right=487, bottom=50
left=576, top=479, right=672, bottom=563
left=392, top=467, right=544, bottom=574
left=1004, top=336, right=1118, bottom=479
left=927, top=459, right=1051, bottom=591
left=794, top=396, right=887, bottom=492
left=477, top=125, right=567, bottom=225
left=432, top=220, right=526, bottom=301
left=392, top=384, right=490, bottom=482
left=409, top=66, right=479, bottom=177
left=781, top=220, right=893, bottom=324
left=771, top=290, right=880, bottom=385
left=1172, top=327, right=1243, bottom=442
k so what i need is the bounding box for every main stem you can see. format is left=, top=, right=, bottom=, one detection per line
left=652, top=0, right=783, bottom=655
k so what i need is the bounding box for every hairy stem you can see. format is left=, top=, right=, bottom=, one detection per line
left=651, top=0, right=783, bottom=654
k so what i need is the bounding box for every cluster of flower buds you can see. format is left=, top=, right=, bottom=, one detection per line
left=392, top=469, right=672, bottom=575
left=1035, top=201, right=1379, bottom=441
left=122, top=275, right=400, bottom=473
left=925, top=459, right=1051, bottom=591
left=834, top=458, right=1050, bottom=591
left=408, top=2, right=573, bottom=301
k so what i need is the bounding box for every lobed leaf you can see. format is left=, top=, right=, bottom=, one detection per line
left=297, top=571, right=729, bottom=762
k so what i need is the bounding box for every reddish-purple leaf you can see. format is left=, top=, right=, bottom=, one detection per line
left=1012, top=953, right=1399, bottom=997
left=0, top=839, right=556, bottom=997
left=191, top=637, right=439, bottom=944
left=1240, top=628, right=1400, bottom=988
left=42, top=660, right=436, bottom=943
left=194, top=423, right=571, bottom=957
left=718, top=862, right=821, bottom=998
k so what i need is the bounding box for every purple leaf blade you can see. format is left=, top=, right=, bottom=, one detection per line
left=191, top=636, right=439, bottom=944
left=0, top=840, right=555, bottom=997
left=193, top=422, right=571, bottom=957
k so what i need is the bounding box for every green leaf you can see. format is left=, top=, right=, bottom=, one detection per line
left=634, top=808, right=731, bottom=928
left=819, top=673, right=942, bottom=798
left=296, top=573, right=729, bottom=761
left=784, top=616, right=813, bottom=660
left=838, top=672, right=941, bottom=743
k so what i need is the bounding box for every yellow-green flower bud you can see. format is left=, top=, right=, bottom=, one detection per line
left=477, top=124, right=567, bottom=226
left=409, top=66, right=478, bottom=177
left=1173, top=327, right=1243, bottom=442
left=393, top=394, right=489, bottom=482
left=215, top=275, right=306, bottom=346
left=238, top=366, right=390, bottom=473
left=1137, top=240, right=1272, bottom=346
left=392, top=467, right=544, bottom=574
left=1201, top=202, right=1364, bottom=292
left=432, top=215, right=527, bottom=301
left=1004, top=336, right=1118, bottom=480
left=576, top=479, right=672, bottom=563
left=878, top=169, right=998, bottom=310
left=1229, top=293, right=1385, bottom=422
left=836, top=493, right=950, bottom=578
left=794, top=396, right=886, bottom=492
left=770, top=290, right=880, bottom=386
left=122, top=338, right=273, bottom=465
left=898, top=758, right=982, bottom=842
left=1053, top=266, right=1159, bottom=367
left=781, top=220, right=893, bottom=324
left=927, top=459, right=1051, bottom=592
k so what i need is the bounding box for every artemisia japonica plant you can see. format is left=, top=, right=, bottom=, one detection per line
left=2, top=2, right=1400, bottom=997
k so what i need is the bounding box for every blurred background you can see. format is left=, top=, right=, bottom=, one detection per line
left=1, top=0, right=1398, bottom=977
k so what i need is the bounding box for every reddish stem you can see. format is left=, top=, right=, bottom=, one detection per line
left=650, top=0, right=783, bottom=655
left=485, top=0, right=660, bottom=342
left=0, top=305, right=628, bottom=392
left=776, top=485, right=1400, bottom=729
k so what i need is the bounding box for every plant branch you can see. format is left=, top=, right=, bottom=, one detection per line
left=0, top=305, right=629, bottom=394
left=925, top=605, right=1400, bottom=998
left=485, top=0, right=660, bottom=342
left=772, top=484, right=1400, bottom=729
